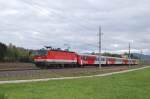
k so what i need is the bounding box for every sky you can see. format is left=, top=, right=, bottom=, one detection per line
left=0, top=0, right=150, bottom=54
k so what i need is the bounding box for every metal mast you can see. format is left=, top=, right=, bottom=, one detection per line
left=140, top=49, right=143, bottom=65
left=129, top=42, right=131, bottom=67
left=99, top=26, right=102, bottom=68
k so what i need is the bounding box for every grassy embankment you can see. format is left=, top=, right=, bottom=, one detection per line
left=0, top=66, right=150, bottom=99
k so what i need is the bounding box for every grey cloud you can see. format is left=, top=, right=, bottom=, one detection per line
left=0, top=0, right=150, bottom=54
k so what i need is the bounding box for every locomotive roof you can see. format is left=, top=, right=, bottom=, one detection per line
left=48, top=49, right=76, bottom=53
left=33, top=49, right=76, bottom=53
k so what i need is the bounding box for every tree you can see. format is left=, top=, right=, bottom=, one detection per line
left=0, top=42, right=7, bottom=61
left=4, top=43, right=31, bottom=62
left=102, top=52, right=121, bottom=57
left=102, top=52, right=112, bottom=56
left=130, top=54, right=139, bottom=59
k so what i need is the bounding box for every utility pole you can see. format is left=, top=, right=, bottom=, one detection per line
left=129, top=42, right=131, bottom=67
left=99, top=26, right=102, bottom=68
left=140, top=49, right=143, bottom=65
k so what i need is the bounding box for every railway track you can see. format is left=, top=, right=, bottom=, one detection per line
left=0, top=68, right=40, bottom=72
left=0, top=65, right=136, bottom=72
left=0, top=65, right=141, bottom=81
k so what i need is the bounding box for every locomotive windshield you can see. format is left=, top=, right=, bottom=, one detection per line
left=31, top=50, right=47, bottom=55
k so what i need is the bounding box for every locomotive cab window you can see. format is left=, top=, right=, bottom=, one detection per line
left=33, top=50, right=48, bottom=55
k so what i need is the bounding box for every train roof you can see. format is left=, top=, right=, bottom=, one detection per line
left=78, top=54, right=138, bottom=60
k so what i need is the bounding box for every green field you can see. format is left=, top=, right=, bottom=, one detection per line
left=0, top=67, right=150, bottom=99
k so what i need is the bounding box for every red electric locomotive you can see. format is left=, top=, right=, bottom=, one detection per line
left=32, top=50, right=78, bottom=68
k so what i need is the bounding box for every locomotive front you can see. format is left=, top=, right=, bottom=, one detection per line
left=32, top=50, right=78, bottom=68
left=32, top=50, right=48, bottom=67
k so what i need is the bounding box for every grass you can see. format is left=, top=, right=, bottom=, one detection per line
left=0, top=92, right=8, bottom=99
left=0, top=67, right=150, bottom=99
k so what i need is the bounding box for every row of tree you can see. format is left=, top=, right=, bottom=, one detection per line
left=91, top=52, right=139, bottom=59
left=0, top=42, right=32, bottom=62
left=0, top=42, right=139, bottom=62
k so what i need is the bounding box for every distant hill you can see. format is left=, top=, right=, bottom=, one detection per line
left=132, top=53, right=150, bottom=60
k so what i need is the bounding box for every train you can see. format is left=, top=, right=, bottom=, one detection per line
left=32, top=49, right=138, bottom=68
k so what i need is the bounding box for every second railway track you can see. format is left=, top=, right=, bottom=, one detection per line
left=0, top=68, right=40, bottom=72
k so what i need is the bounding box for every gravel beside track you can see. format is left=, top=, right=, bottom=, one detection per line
left=0, top=65, right=149, bottom=84
left=0, top=63, right=143, bottom=81
left=0, top=63, right=37, bottom=70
